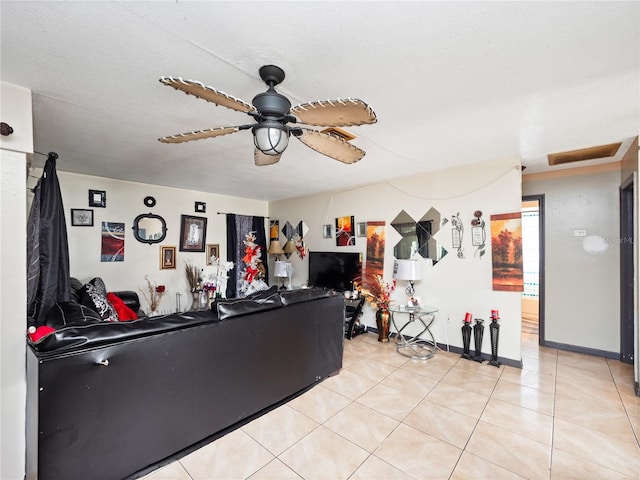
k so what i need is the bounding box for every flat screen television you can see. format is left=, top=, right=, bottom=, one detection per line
left=308, top=251, right=362, bottom=292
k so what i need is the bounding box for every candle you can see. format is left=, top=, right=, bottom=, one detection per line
left=491, top=309, right=500, bottom=320
left=464, top=312, right=472, bottom=323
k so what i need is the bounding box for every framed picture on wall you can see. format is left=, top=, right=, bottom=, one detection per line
left=160, top=245, right=176, bottom=269
left=88, top=189, right=106, bottom=208
left=179, top=215, right=207, bottom=252
left=356, top=222, right=367, bottom=237
left=206, top=243, right=220, bottom=265
left=323, top=224, right=332, bottom=238
left=71, top=208, right=94, bottom=226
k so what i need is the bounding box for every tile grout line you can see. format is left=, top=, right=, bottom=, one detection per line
left=548, top=346, right=559, bottom=480
left=607, top=359, right=640, bottom=447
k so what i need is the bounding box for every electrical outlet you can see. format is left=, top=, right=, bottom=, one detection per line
left=573, top=229, right=587, bottom=237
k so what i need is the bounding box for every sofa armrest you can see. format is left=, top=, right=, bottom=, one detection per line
left=112, top=290, right=142, bottom=315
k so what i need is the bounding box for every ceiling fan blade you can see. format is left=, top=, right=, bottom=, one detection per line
left=295, top=128, right=365, bottom=164
left=160, top=77, right=256, bottom=113
left=159, top=126, right=240, bottom=144
left=291, top=98, right=377, bottom=127
left=254, top=149, right=281, bottom=166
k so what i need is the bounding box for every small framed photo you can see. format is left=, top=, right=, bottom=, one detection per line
left=179, top=214, right=207, bottom=252
left=71, top=208, right=94, bottom=226
left=160, top=245, right=176, bottom=269
left=356, top=222, right=367, bottom=237
left=195, top=201, right=206, bottom=213
left=407, top=296, right=422, bottom=309
left=206, top=243, right=220, bottom=265
left=323, top=224, right=332, bottom=238
left=88, top=189, right=106, bottom=208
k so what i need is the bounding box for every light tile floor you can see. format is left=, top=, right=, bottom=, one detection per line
left=142, top=332, right=639, bottom=480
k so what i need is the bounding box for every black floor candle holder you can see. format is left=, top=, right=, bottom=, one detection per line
left=461, top=321, right=472, bottom=360
left=472, top=318, right=485, bottom=363
left=489, top=318, right=502, bottom=367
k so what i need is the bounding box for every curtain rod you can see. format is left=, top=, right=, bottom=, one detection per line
left=34, top=151, right=58, bottom=159
left=216, top=212, right=271, bottom=218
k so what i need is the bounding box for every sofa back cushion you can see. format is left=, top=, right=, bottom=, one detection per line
left=215, top=289, right=282, bottom=320
left=279, top=288, right=330, bottom=305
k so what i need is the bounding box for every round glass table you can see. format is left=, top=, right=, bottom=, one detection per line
left=389, top=305, right=438, bottom=360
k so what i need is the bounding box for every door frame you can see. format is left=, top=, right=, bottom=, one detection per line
left=620, top=174, right=635, bottom=365
left=522, top=194, right=546, bottom=345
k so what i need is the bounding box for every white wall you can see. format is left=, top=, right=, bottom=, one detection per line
left=0, top=82, right=32, bottom=480
left=269, top=156, right=524, bottom=362
left=0, top=82, right=34, bottom=154
left=31, top=171, right=269, bottom=312
left=523, top=168, right=621, bottom=354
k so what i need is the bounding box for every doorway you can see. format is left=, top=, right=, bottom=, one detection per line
left=522, top=195, right=545, bottom=344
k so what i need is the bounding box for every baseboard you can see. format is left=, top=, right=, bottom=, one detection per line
left=369, top=327, right=522, bottom=368
left=543, top=340, right=619, bottom=360
left=436, top=342, right=523, bottom=369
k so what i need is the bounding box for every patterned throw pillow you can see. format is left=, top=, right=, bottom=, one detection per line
left=79, top=277, right=119, bottom=322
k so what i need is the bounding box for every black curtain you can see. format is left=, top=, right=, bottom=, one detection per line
left=225, top=214, right=268, bottom=298
left=26, top=153, right=70, bottom=327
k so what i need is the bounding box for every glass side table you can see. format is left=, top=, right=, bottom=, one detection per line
left=389, top=305, right=438, bottom=360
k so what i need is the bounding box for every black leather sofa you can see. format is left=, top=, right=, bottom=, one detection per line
left=26, top=287, right=344, bottom=480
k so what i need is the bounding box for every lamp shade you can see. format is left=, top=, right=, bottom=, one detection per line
left=267, top=240, right=284, bottom=255
left=283, top=240, right=296, bottom=254
left=273, top=261, right=292, bottom=278
left=393, top=259, right=422, bottom=281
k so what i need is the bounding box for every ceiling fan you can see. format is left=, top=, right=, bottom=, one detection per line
left=158, top=65, right=377, bottom=166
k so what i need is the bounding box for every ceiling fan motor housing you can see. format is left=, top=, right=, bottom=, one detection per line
left=252, top=89, right=291, bottom=118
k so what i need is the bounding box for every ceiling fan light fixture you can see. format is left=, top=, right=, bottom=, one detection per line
left=253, top=122, right=289, bottom=155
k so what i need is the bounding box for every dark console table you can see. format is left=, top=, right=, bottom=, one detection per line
left=344, top=297, right=366, bottom=339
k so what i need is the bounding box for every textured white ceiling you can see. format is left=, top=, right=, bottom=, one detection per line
left=1, top=1, right=638, bottom=201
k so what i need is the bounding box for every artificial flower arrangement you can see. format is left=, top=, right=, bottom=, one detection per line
left=205, top=257, right=234, bottom=300
left=292, top=233, right=306, bottom=259
left=202, top=280, right=217, bottom=302
left=355, top=270, right=396, bottom=310
left=185, top=262, right=203, bottom=293
left=140, top=275, right=166, bottom=312
left=240, top=231, right=268, bottom=295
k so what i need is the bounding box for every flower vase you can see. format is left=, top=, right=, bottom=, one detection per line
left=191, top=291, right=200, bottom=311
left=199, top=290, right=208, bottom=309
left=376, top=308, right=390, bottom=343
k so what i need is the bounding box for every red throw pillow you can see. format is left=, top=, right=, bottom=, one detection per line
left=106, top=292, right=138, bottom=321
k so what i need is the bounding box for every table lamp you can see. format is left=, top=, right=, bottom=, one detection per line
left=267, top=240, right=284, bottom=259
left=393, top=259, right=422, bottom=296
left=273, top=260, right=292, bottom=290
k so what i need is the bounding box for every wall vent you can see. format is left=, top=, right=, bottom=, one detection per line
left=321, top=127, right=356, bottom=142
left=548, top=142, right=622, bottom=166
